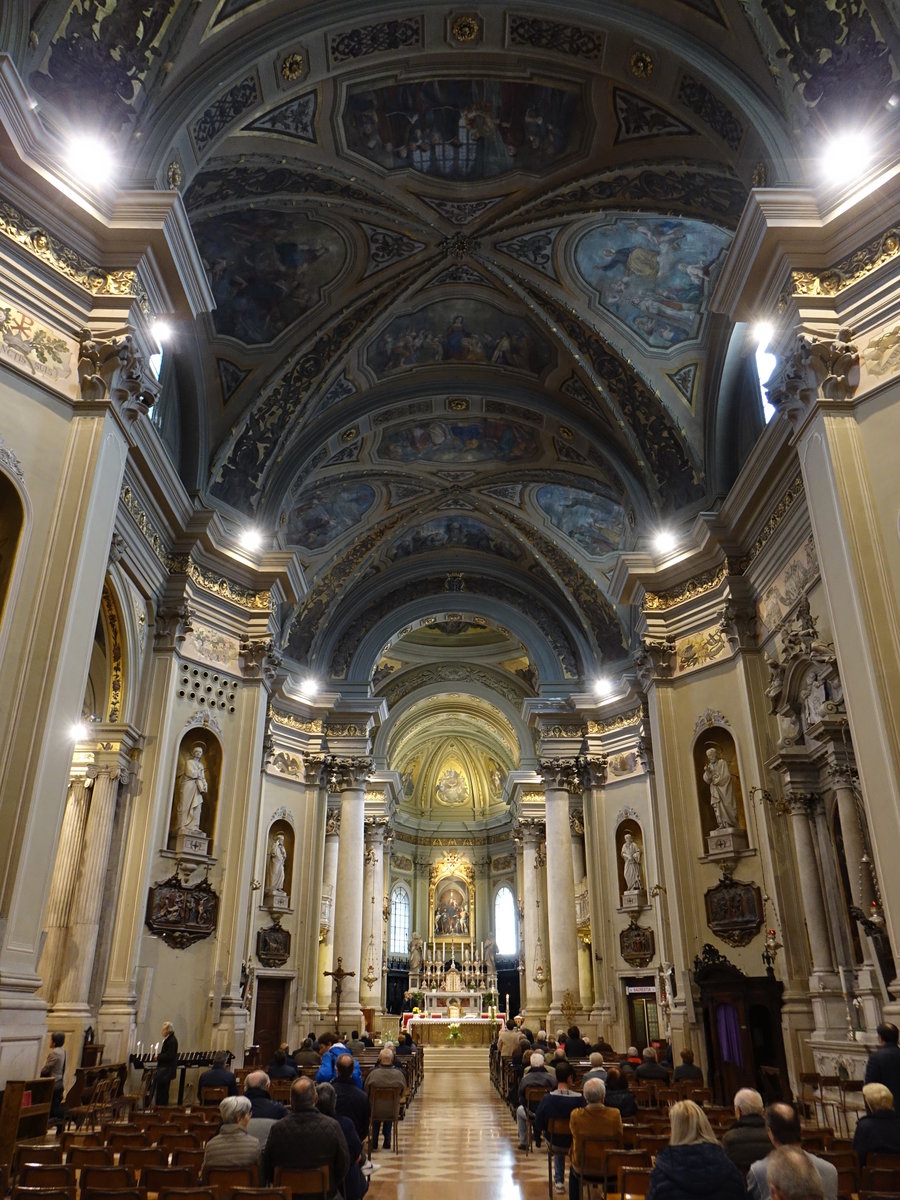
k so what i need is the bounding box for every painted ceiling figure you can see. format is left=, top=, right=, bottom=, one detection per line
left=435, top=767, right=469, bottom=806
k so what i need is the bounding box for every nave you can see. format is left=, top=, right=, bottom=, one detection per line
left=367, top=1047, right=544, bottom=1200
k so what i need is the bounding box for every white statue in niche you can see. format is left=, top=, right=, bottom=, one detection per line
left=703, top=745, right=738, bottom=829
left=266, top=833, right=287, bottom=894
left=621, top=833, right=644, bottom=893
left=408, top=931, right=424, bottom=973
left=176, top=743, right=207, bottom=831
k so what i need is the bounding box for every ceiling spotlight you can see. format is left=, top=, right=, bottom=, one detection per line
left=239, top=527, right=263, bottom=552
left=753, top=321, right=773, bottom=350
left=65, top=133, right=116, bottom=187
left=653, top=530, right=677, bottom=555
left=593, top=677, right=614, bottom=698
left=70, top=722, right=88, bottom=742
left=299, top=677, right=320, bottom=698
left=150, top=319, right=172, bottom=345
left=820, top=131, right=872, bottom=180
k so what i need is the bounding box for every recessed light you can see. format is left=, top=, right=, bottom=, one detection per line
left=593, top=677, right=614, bottom=698
left=654, top=531, right=677, bottom=554
left=299, top=677, right=320, bottom=698
left=239, top=528, right=263, bottom=552
left=65, top=134, right=116, bottom=186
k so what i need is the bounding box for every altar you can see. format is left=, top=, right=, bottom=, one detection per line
left=407, top=1016, right=497, bottom=1046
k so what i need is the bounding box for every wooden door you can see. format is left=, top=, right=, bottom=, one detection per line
left=253, top=977, right=287, bottom=1068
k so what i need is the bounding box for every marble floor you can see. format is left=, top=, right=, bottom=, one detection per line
left=366, top=1046, right=550, bottom=1200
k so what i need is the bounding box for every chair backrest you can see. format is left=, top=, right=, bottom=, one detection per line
left=863, top=1165, right=900, bottom=1191
left=198, top=1087, right=228, bottom=1106
left=14, top=1147, right=64, bottom=1172
left=81, top=1190, right=146, bottom=1200
left=117, top=1149, right=166, bottom=1172
left=68, top=1150, right=115, bottom=1169
left=606, top=1148, right=651, bottom=1185
left=78, top=1167, right=133, bottom=1194
left=272, top=1164, right=330, bottom=1200
left=18, top=1167, right=76, bottom=1190
left=12, top=1187, right=76, bottom=1200
left=545, top=1115, right=573, bottom=1150
left=170, top=1151, right=205, bottom=1174
left=524, top=1084, right=552, bottom=1112
left=367, top=1085, right=401, bottom=1122
left=231, top=1190, right=289, bottom=1200
left=156, top=1189, right=217, bottom=1200
left=200, top=1165, right=260, bottom=1192
left=157, top=1133, right=201, bottom=1151
left=574, top=1136, right=625, bottom=1180
left=106, top=1134, right=148, bottom=1153
left=139, top=1166, right=195, bottom=1192
left=620, top=1165, right=653, bottom=1199
left=268, top=1081, right=292, bottom=1103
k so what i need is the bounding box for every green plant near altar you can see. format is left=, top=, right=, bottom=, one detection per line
left=482, top=991, right=496, bottom=1006
left=447, top=1020, right=461, bottom=1044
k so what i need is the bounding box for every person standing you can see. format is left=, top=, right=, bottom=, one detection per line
left=155, top=1021, right=178, bottom=1106
left=40, top=1031, right=66, bottom=1130
left=865, top=1023, right=900, bottom=1109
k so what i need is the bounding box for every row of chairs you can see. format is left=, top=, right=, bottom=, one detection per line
left=798, top=1071, right=865, bottom=1137
left=9, top=1171, right=333, bottom=1200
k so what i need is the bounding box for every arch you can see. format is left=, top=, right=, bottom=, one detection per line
left=493, top=884, right=518, bottom=956
left=389, top=882, right=411, bottom=956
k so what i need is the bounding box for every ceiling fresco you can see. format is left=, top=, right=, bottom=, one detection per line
left=194, top=209, right=346, bottom=344
left=10, top=0, right=898, bottom=720
left=342, top=78, right=584, bottom=180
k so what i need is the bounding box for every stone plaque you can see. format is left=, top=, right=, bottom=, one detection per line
left=146, top=873, right=219, bottom=949
left=705, top=876, right=763, bottom=947
left=620, top=920, right=655, bottom=967
left=257, top=923, right=291, bottom=967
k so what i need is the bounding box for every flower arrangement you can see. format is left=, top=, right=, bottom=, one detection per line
left=447, top=1020, right=462, bottom=1044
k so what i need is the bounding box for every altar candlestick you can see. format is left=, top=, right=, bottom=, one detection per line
left=505, top=993, right=509, bottom=1017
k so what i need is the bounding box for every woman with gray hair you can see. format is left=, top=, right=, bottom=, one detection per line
left=201, top=1094, right=261, bottom=1175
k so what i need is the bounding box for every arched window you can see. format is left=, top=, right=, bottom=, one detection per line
left=494, top=885, right=517, bottom=956
left=389, top=885, right=411, bottom=956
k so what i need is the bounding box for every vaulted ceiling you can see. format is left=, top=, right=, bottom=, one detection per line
left=8, top=0, right=898, bottom=693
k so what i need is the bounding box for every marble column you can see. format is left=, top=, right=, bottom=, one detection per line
left=789, top=794, right=834, bottom=974
left=360, top=819, right=387, bottom=1017
left=328, top=757, right=371, bottom=1026
left=316, top=810, right=341, bottom=1013
left=517, top=820, right=545, bottom=1016
left=39, top=778, right=90, bottom=1005
left=541, top=758, right=583, bottom=1021
left=570, top=808, right=593, bottom=1014
left=52, top=764, right=128, bottom=1048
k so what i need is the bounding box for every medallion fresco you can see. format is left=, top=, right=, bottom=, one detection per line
left=367, top=300, right=552, bottom=376
left=192, top=209, right=345, bottom=344
left=536, top=484, right=627, bottom=556
left=377, top=417, right=541, bottom=466
left=283, top=481, right=376, bottom=549
left=343, top=79, right=582, bottom=179
left=573, top=215, right=731, bottom=349
left=387, top=515, right=523, bottom=561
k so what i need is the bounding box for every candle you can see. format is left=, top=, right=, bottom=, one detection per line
left=505, top=993, right=509, bottom=1016
left=481, top=941, right=484, bottom=960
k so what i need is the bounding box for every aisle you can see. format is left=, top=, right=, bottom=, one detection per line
left=367, top=1046, right=549, bottom=1200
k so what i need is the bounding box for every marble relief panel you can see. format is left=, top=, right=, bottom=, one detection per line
left=757, top=534, right=818, bottom=634
left=675, top=625, right=730, bottom=674
left=343, top=78, right=583, bottom=179
left=182, top=623, right=242, bottom=674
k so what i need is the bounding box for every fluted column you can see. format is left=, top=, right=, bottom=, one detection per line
left=517, top=820, right=545, bottom=1015
left=316, top=809, right=341, bottom=1013
left=540, top=758, right=583, bottom=1020
left=360, top=819, right=387, bottom=1016
left=39, top=778, right=91, bottom=1004
left=53, top=763, right=128, bottom=1012
left=570, top=808, right=593, bottom=1013
left=328, top=757, right=372, bottom=1025
left=789, top=793, right=834, bottom=973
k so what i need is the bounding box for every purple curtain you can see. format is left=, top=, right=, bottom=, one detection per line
left=716, top=1003, right=743, bottom=1066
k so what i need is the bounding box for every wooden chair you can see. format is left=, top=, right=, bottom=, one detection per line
left=838, top=1079, right=864, bottom=1138
left=867, top=1154, right=900, bottom=1173
left=197, top=1087, right=228, bottom=1107
left=802, top=1129, right=834, bottom=1153
left=683, top=1086, right=712, bottom=1106
left=863, top=1165, right=900, bottom=1192
left=268, top=1081, right=292, bottom=1104
left=81, top=1190, right=146, bottom=1200
left=544, top=1115, right=573, bottom=1200
left=12, top=1188, right=76, bottom=1200
left=116, top=1148, right=166, bottom=1173
left=67, top=1149, right=114, bottom=1170
left=368, top=1086, right=402, bottom=1154
left=570, top=1136, right=625, bottom=1200
left=18, top=1166, right=76, bottom=1191
left=156, top=1132, right=200, bottom=1153
left=655, top=1087, right=680, bottom=1109
left=156, top=1189, right=217, bottom=1200
left=606, top=1150, right=652, bottom=1199
left=859, top=1192, right=900, bottom=1200
left=139, top=1166, right=196, bottom=1193
left=13, top=1146, right=64, bottom=1173
left=272, top=1165, right=330, bottom=1200
left=799, top=1072, right=823, bottom=1126
left=200, top=1165, right=260, bottom=1195
left=169, top=1150, right=204, bottom=1176
left=523, top=1084, right=553, bottom=1154
left=620, top=1166, right=653, bottom=1199
left=231, top=1189, right=288, bottom=1200
left=105, top=1133, right=148, bottom=1155
left=77, top=1167, right=134, bottom=1195
left=635, top=1133, right=669, bottom=1155
left=818, top=1077, right=843, bottom=1133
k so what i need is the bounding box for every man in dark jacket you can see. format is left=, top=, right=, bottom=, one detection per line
left=244, top=1070, right=289, bottom=1119
left=263, top=1076, right=350, bottom=1197
left=673, top=1048, right=703, bottom=1083
left=198, top=1049, right=237, bottom=1096
left=635, top=1047, right=670, bottom=1082
left=334, top=1054, right=370, bottom=1141
left=865, top=1023, right=900, bottom=1108
left=563, top=1026, right=591, bottom=1059
left=534, top=1062, right=586, bottom=1193
left=853, top=1082, right=900, bottom=1167
left=155, top=1022, right=178, bottom=1106
left=723, top=1088, right=771, bottom=1170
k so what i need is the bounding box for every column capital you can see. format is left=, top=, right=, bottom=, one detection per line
left=325, top=755, right=373, bottom=791
left=239, top=636, right=282, bottom=688
left=154, top=604, right=194, bottom=651
left=787, top=790, right=820, bottom=817
left=767, top=327, right=860, bottom=420
left=514, top=818, right=545, bottom=846
left=634, top=637, right=675, bottom=688
left=578, top=754, right=608, bottom=789
left=364, top=816, right=390, bottom=845
left=539, top=757, right=582, bottom=794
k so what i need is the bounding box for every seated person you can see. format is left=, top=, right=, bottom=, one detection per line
left=267, top=1048, right=299, bottom=1079
left=317, top=1032, right=362, bottom=1085
left=603, top=1068, right=637, bottom=1119
left=292, top=1037, right=321, bottom=1066
left=621, top=1046, right=643, bottom=1073
left=722, top=1088, right=771, bottom=1171
left=395, top=1031, right=415, bottom=1056
left=263, top=1077, right=349, bottom=1197
left=534, top=1061, right=586, bottom=1194
left=363, top=1048, right=406, bottom=1151
left=201, top=1095, right=261, bottom=1172
left=673, top=1047, right=703, bottom=1084
left=346, top=1030, right=366, bottom=1056
left=853, top=1082, right=900, bottom=1167
left=515, top=1051, right=557, bottom=1149
left=199, top=1049, right=238, bottom=1096
left=582, top=1053, right=607, bottom=1083
left=563, top=1025, right=591, bottom=1059
left=635, top=1046, right=670, bottom=1082
left=316, top=1082, right=368, bottom=1200
left=334, top=1053, right=370, bottom=1140
left=568, top=1079, right=623, bottom=1200
left=591, top=1034, right=614, bottom=1054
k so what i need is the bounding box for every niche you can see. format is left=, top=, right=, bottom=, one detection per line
left=693, top=727, right=746, bottom=855
left=168, top=729, right=221, bottom=856
left=264, top=817, right=295, bottom=910
left=616, top=819, right=647, bottom=909
left=0, top=471, right=24, bottom=634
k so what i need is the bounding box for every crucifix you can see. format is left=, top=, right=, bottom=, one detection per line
left=324, top=956, right=355, bottom=1032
